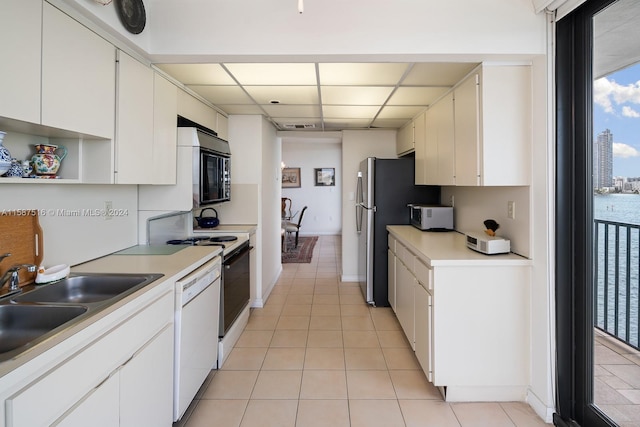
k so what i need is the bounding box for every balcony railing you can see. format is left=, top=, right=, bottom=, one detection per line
left=594, top=219, right=640, bottom=350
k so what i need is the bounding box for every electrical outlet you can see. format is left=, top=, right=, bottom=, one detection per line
left=449, top=195, right=455, bottom=207
left=104, top=201, right=113, bottom=220
left=507, top=201, right=515, bottom=219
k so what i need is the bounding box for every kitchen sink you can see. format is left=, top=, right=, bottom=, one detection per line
left=13, top=274, right=163, bottom=304
left=0, top=305, right=88, bottom=355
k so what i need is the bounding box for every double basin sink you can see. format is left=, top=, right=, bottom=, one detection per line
left=0, top=273, right=163, bottom=362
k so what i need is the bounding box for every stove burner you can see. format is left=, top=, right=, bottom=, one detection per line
left=209, top=235, right=238, bottom=242
left=166, top=237, right=210, bottom=245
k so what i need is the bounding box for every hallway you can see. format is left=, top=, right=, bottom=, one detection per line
left=177, top=235, right=549, bottom=426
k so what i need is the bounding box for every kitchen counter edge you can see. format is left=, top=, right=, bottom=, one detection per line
left=387, top=225, right=532, bottom=267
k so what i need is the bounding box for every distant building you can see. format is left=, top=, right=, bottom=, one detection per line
left=595, top=129, right=613, bottom=188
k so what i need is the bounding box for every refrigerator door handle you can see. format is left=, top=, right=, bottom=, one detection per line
left=356, top=172, right=363, bottom=205
left=356, top=203, right=363, bottom=233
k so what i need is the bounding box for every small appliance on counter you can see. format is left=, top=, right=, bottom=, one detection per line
left=465, top=231, right=511, bottom=255
left=408, top=204, right=454, bottom=231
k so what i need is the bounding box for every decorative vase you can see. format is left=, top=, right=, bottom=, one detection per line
left=0, top=132, right=11, bottom=176
left=5, top=158, right=23, bottom=178
left=31, top=144, right=67, bottom=176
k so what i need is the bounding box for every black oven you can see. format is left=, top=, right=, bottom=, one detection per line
left=220, top=240, right=251, bottom=337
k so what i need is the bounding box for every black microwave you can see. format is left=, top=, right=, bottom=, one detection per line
left=200, top=146, right=231, bottom=205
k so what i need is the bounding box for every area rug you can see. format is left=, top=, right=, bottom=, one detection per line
left=282, top=236, right=318, bottom=263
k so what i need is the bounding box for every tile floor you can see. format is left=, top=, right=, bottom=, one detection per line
left=176, top=235, right=550, bottom=427
left=594, top=328, right=640, bottom=426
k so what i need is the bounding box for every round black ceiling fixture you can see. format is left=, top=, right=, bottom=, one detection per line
left=114, top=0, right=146, bottom=34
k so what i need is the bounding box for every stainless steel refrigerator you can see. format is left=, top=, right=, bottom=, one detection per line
left=356, top=157, right=440, bottom=306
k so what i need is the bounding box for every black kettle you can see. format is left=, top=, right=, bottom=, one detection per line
left=196, top=208, right=219, bottom=228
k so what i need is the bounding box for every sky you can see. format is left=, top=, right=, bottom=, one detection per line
left=594, top=62, right=640, bottom=178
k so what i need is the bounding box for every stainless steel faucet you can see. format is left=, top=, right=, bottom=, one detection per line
left=1, top=263, right=37, bottom=292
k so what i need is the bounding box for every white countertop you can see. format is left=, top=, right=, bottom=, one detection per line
left=0, top=246, right=220, bottom=377
left=387, top=225, right=531, bottom=267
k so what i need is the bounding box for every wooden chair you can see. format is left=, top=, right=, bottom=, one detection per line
left=284, top=206, right=307, bottom=248
left=281, top=197, right=293, bottom=220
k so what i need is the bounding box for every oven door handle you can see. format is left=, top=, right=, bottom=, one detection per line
left=224, top=245, right=252, bottom=268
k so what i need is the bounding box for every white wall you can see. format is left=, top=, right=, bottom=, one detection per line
left=340, top=130, right=398, bottom=281
left=281, top=140, right=342, bottom=235
left=441, top=186, right=531, bottom=258
left=0, top=184, right=138, bottom=267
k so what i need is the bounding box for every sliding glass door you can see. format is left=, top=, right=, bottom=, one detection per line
left=556, top=0, right=640, bottom=425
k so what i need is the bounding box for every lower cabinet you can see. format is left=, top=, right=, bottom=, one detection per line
left=387, top=229, right=531, bottom=401
left=5, top=290, right=174, bottom=427
left=387, top=249, right=396, bottom=312
left=414, top=283, right=433, bottom=383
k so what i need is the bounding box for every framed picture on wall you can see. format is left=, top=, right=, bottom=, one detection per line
left=314, top=168, right=335, bottom=186
left=282, top=167, right=301, bottom=188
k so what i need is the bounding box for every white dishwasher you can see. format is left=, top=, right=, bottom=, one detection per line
left=173, top=255, right=221, bottom=422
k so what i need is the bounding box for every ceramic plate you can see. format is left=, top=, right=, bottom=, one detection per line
left=114, top=0, right=146, bottom=34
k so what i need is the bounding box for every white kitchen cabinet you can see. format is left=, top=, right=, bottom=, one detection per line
left=0, top=0, right=41, bottom=124
left=41, top=2, right=115, bottom=139
left=55, top=374, right=120, bottom=427
left=177, top=89, right=219, bottom=134
left=216, top=112, right=229, bottom=141
left=453, top=65, right=531, bottom=186
left=5, top=290, right=174, bottom=427
left=414, top=282, right=433, bottom=383
left=115, top=51, right=155, bottom=184
left=120, top=325, right=174, bottom=427
left=388, top=249, right=396, bottom=312
left=387, top=226, right=531, bottom=401
left=396, top=120, right=414, bottom=156
left=395, top=244, right=415, bottom=350
left=422, top=93, right=455, bottom=186
left=152, top=73, right=178, bottom=185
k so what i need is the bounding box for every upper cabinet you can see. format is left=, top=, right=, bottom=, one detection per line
left=42, top=3, right=115, bottom=139
left=177, top=89, right=221, bottom=136
left=115, top=52, right=155, bottom=184
left=396, top=120, right=414, bottom=156
left=416, top=64, right=531, bottom=187
left=152, top=74, right=178, bottom=185
left=453, top=65, right=531, bottom=186
left=416, top=94, right=454, bottom=186
left=0, top=0, right=41, bottom=124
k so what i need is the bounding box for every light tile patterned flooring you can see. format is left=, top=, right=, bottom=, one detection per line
left=176, top=235, right=550, bottom=427
left=594, top=328, right=640, bottom=426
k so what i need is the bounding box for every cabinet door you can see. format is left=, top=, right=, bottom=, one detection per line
left=395, top=260, right=415, bottom=349
left=433, top=92, right=455, bottom=186
left=421, top=108, right=438, bottom=185
left=120, top=325, right=174, bottom=427
left=116, top=52, right=154, bottom=184
left=55, top=373, right=119, bottom=427
left=414, top=284, right=433, bottom=383
left=413, top=112, right=429, bottom=184
left=388, top=249, right=396, bottom=312
left=396, top=121, right=414, bottom=156
left=177, top=89, right=218, bottom=132
left=42, top=3, right=115, bottom=138
left=453, top=73, right=480, bottom=186
left=0, top=0, right=41, bottom=123
left=153, top=73, right=178, bottom=184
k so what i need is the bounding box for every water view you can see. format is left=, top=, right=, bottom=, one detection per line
left=595, top=193, right=640, bottom=347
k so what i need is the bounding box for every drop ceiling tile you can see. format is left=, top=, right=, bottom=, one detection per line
left=224, top=63, right=317, bottom=85
left=216, top=105, right=266, bottom=115
left=323, top=105, right=380, bottom=119
left=376, top=106, right=425, bottom=120
left=321, top=86, right=394, bottom=105
left=244, top=86, right=319, bottom=105
left=155, top=64, right=235, bottom=85
left=188, top=85, right=254, bottom=104
left=387, top=87, right=449, bottom=106
left=261, top=104, right=321, bottom=117
left=319, top=63, right=410, bottom=85
left=402, top=63, right=478, bottom=86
